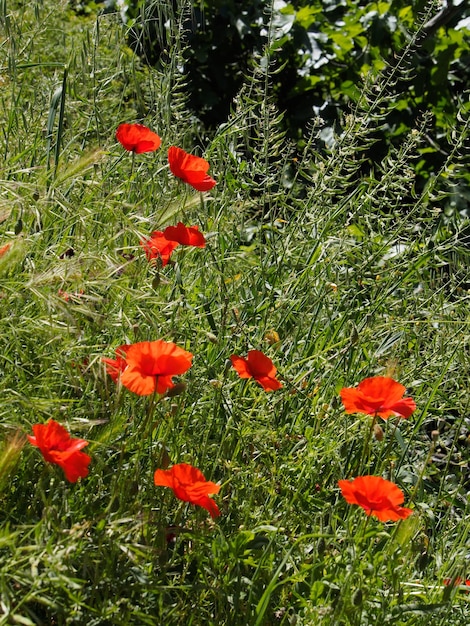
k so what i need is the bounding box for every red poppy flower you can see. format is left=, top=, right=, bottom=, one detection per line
left=28, top=419, right=91, bottom=483
left=140, top=231, right=179, bottom=266
left=116, top=123, right=161, bottom=154
left=0, top=243, right=11, bottom=257
left=102, top=344, right=131, bottom=382
left=154, top=463, right=220, bottom=518
left=340, top=376, right=416, bottom=419
left=119, top=339, right=193, bottom=395
left=163, top=222, right=206, bottom=248
left=338, top=475, right=413, bottom=522
left=443, top=578, right=470, bottom=588
left=168, top=146, right=216, bottom=191
left=230, top=350, right=282, bottom=391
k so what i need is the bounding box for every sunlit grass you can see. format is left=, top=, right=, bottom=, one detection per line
left=0, top=1, right=469, bottom=625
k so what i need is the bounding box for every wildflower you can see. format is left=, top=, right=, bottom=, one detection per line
left=140, top=231, right=179, bottom=266
left=0, top=243, right=11, bottom=257
left=338, top=475, right=412, bottom=522
left=118, top=339, right=193, bottom=396
left=443, top=578, right=470, bottom=588
left=168, top=146, right=216, bottom=191
left=116, top=123, right=161, bottom=154
left=28, top=419, right=91, bottom=483
left=230, top=349, right=282, bottom=391
left=102, top=344, right=131, bottom=382
left=163, top=222, right=206, bottom=248
left=340, top=376, right=416, bottom=419
left=154, top=463, right=220, bottom=518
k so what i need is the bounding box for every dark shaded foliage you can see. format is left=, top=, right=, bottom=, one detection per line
left=114, top=0, right=470, bottom=214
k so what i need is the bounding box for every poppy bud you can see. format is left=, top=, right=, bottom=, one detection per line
left=373, top=423, right=384, bottom=441
left=364, top=563, right=374, bottom=576
left=206, top=332, right=218, bottom=344
left=330, top=396, right=340, bottom=410
left=352, top=589, right=363, bottom=606
left=350, top=325, right=359, bottom=344
left=166, top=382, right=187, bottom=397
left=161, top=447, right=172, bottom=470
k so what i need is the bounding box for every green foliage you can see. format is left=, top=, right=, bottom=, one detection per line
left=111, top=0, right=470, bottom=207
left=0, top=0, right=469, bottom=624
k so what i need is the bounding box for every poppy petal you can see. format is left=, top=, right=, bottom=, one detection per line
left=154, top=463, right=221, bottom=518
left=140, top=231, right=179, bottom=266
left=0, top=243, right=11, bottom=257
left=231, top=350, right=282, bottom=391
left=163, top=223, right=206, bottom=248
left=359, top=377, right=406, bottom=405
left=116, top=340, right=193, bottom=396
left=389, top=398, right=417, bottom=419
left=246, top=350, right=278, bottom=377
left=154, top=469, right=176, bottom=489
left=116, top=123, right=161, bottom=153
left=339, top=475, right=412, bottom=522
left=51, top=450, right=92, bottom=482
left=340, top=376, right=415, bottom=419
left=187, top=174, right=217, bottom=192
left=102, top=344, right=130, bottom=382
left=168, top=146, right=216, bottom=191
left=120, top=365, right=158, bottom=396
left=230, top=355, right=252, bottom=379
left=28, top=420, right=90, bottom=483
left=193, top=495, right=220, bottom=519
left=255, top=376, right=283, bottom=391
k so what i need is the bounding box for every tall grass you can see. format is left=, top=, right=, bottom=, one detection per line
left=0, top=1, right=469, bottom=624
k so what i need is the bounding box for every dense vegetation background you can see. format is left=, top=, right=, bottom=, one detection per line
left=120, top=0, right=470, bottom=201
left=0, top=0, right=469, bottom=624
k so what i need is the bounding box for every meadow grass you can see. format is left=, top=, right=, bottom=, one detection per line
left=0, top=1, right=469, bottom=624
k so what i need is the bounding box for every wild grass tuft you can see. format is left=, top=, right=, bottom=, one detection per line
left=0, top=1, right=469, bottom=624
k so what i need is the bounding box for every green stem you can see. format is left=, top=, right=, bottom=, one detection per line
left=378, top=417, right=400, bottom=479
left=357, top=513, right=371, bottom=547
left=141, top=390, right=162, bottom=439
left=406, top=432, right=437, bottom=507
left=130, top=150, right=135, bottom=179
left=359, top=412, right=378, bottom=474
